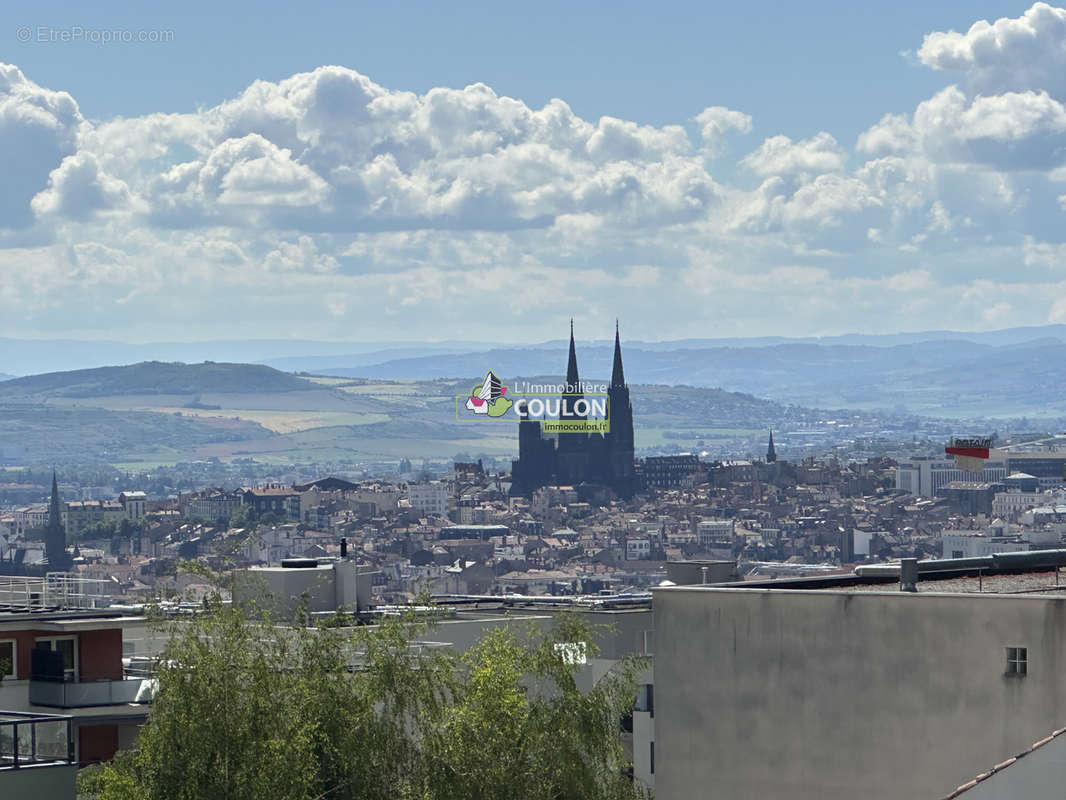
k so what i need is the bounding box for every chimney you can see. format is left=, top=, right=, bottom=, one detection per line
left=900, top=558, right=918, bottom=592
left=340, top=537, right=348, bottom=559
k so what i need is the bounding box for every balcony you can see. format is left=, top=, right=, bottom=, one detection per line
left=0, top=712, right=76, bottom=799
left=29, top=678, right=155, bottom=709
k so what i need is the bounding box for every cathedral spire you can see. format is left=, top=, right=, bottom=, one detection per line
left=766, top=430, right=777, bottom=463
left=48, top=469, right=61, bottom=529
left=566, top=318, right=580, bottom=387
left=611, top=319, right=626, bottom=388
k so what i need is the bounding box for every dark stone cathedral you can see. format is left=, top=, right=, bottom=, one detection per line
left=510, top=322, right=635, bottom=498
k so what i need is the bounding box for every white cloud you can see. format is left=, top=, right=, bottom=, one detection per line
left=918, top=3, right=1066, bottom=97
left=0, top=64, right=83, bottom=227
left=740, top=132, right=846, bottom=177
left=31, top=152, right=133, bottom=219
left=7, top=9, right=1066, bottom=343
left=693, top=106, right=753, bottom=155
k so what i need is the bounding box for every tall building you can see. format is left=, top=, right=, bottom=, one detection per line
left=510, top=322, right=635, bottom=498
left=766, top=430, right=777, bottom=463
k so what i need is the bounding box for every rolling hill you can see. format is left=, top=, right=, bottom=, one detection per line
left=0, top=361, right=317, bottom=399
left=0, top=362, right=848, bottom=467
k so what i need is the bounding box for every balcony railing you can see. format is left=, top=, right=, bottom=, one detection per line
left=0, top=711, right=74, bottom=769
left=29, top=678, right=155, bottom=709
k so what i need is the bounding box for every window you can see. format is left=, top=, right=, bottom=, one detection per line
left=650, top=741, right=654, bottom=775
left=0, top=639, right=15, bottom=679
left=1006, top=646, right=1027, bottom=676
left=35, top=636, right=78, bottom=682
left=951, top=550, right=964, bottom=559
left=636, top=683, right=654, bottom=717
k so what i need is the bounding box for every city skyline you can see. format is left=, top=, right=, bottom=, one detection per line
left=2, top=2, right=1066, bottom=343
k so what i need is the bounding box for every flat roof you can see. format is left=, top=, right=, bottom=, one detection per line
left=655, top=569, right=1066, bottom=598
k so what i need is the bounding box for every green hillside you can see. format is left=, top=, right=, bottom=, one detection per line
left=0, top=363, right=868, bottom=467
left=0, top=361, right=316, bottom=399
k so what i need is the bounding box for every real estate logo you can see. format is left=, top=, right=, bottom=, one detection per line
left=464, top=371, right=513, bottom=418
left=457, top=369, right=609, bottom=433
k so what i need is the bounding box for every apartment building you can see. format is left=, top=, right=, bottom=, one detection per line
left=0, top=575, right=151, bottom=765
left=653, top=552, right=1066, bottom=800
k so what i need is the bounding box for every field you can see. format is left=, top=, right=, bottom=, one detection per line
left=0, top=362, right=804, bottom=467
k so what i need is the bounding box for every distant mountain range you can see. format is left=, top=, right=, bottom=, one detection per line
left=0, top=361, right=315, bottom=399
left=0, top=361, right=824, bottom=466
left=292, top=337, right=1066, bottom=419
left=4, top=324, right=1066, bottom=417
left=5, top=324, right=1066, bottom=376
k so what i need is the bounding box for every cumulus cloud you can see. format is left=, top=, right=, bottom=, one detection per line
left=0, top=64, right=83, bottom=227
left=7, top=8, right=1066, bottom=344
left=693, top=106, right=753, bottom=155
left=918, top=3, right=1066, bottom=97
left=32, top=152, right=133, bottom=219
left=740, top=132, right=846, bottom=177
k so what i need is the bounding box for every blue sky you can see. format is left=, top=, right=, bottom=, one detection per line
left=2, top=1, right=1066, bottom=343
left=4, top=1, right=1016, bottom=141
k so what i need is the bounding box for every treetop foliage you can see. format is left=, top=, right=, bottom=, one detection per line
left=79, top=598, right=650, bottom=800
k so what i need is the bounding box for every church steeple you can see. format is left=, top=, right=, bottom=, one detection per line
left=766, top=430, right=777, bottom=463
left=45, top=469, right=69, bottom=569
left=48, top=469, right=61, bottom=530
left=611, top=319, right=626, bottom=388
left=566, top=318, right=580, bottom=387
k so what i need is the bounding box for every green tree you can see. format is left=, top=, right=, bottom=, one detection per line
left=79, top=601, right=647, bottom=800
left=227, top=504, right=252, bottom=529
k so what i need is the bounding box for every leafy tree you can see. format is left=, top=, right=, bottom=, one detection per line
left=81, top=519, right=118, bottom=540
left=227, top=504, right=252, bottom=529
left=78, top=601, right=647, bottom=800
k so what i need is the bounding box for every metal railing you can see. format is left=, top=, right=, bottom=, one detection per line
left=0, top=572, right=110, bottom=611
left=29, top=678, right=154, bottom=708
left=0, top=711, right=74, bottom=769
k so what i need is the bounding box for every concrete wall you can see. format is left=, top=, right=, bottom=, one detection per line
left=0, top=764, right=76, bottom=799
left=948, top=728, right=1066, bottom=798
left=233, top=563, right=376, bottom=620
left=654, top=586, right=1066, bottom=800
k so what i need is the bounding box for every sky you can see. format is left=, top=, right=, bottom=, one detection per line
left=2, top=0, right=1066, bottom=343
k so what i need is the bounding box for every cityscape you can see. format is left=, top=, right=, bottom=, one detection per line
left=5, top=1, right=1066, bottom=798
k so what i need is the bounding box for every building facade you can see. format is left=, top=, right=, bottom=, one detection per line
left=654, top=569, right=1066, bottom=800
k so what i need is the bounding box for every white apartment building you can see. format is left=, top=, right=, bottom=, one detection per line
left=993, top=491, right=1046, bottom=518
left=696, top=519, right=734, bottom=547
left=626, top=538, right=652, bottom=560
left=895, top=456, right=1007, bottom=498
left=406, top=482, right=449, bottom=517
left=940, top=531, right=1028, bottom=559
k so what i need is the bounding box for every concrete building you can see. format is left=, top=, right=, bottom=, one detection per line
left=695, top=519, right=734, bottom=547
left=940, top=531, right=1028, bottom=559
left=0, top=711, right=77, bottom=799
left=0, top=575, right=151, bottom=765
left=642, top=455, right=702, bottom=490
left=407, top=481, right=449, bottom=517
left=895, top=456, right=1007, bottom=497
left=653, top=554, right=1066, bottom=800
left=232, top=559, right=377, bottom=619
